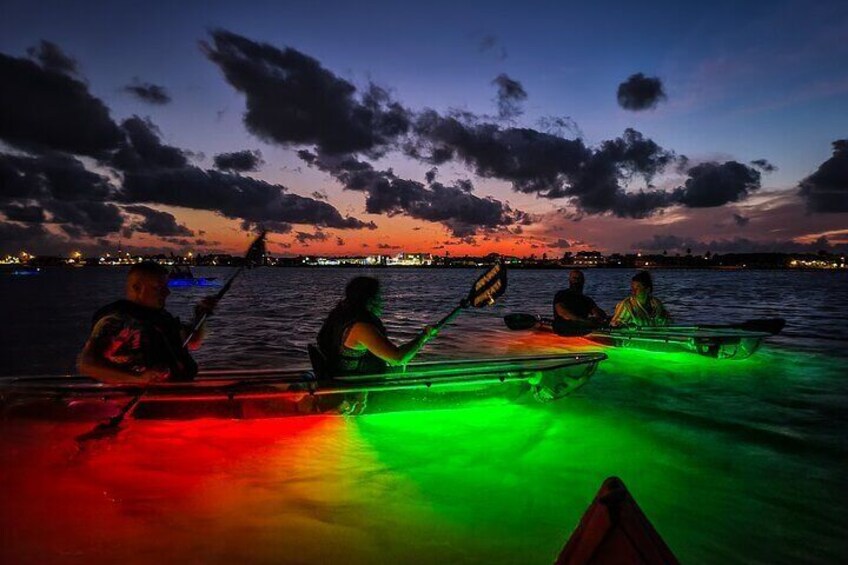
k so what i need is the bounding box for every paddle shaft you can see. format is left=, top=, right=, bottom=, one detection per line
left=433, top=301, right=468, bottom=330
left=182, top=264, right=246, bottom=348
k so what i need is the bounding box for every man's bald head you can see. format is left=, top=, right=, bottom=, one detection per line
left=126, top=262, right=170, bottom=309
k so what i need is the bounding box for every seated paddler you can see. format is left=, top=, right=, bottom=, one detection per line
left=316, top=276, right=438, bottom=377
left=552, top=269, right=609, bottom=334
left=610, top=270, right=671, bottom=328
left=78, top=261, right=217, bottom=384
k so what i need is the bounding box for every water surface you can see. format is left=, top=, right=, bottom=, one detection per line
left=1, top=267, right=846, bottom=563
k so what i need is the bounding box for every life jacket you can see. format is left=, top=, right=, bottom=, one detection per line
left=317, top=303, right=387, bottom=377
left=91, top=300, right=198, bottom=381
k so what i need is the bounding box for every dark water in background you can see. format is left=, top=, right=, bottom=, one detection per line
left=1, top=267, right=847, bottom=564
left=1, top=266, right=847, bottom=374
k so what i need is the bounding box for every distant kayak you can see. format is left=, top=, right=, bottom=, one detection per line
left=504, top=313, right=784, bottom=360
left=556, top=476, right=679, bottom=565
left=167, top=265, right=220, bottom=287
left=10, top=267, right=41, bottom=276
left=0, top=353, right=605, bottom=421
left=167, top=277, right=220, bottom=288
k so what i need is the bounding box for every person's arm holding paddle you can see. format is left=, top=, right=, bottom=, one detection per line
left=182, top=296, right=219, bottom=350
left=345, top=322, right=438, bottom=367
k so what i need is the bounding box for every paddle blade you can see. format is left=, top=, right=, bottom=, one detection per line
left=467, top=261, right=507, bottom=307
left=245, top=230, right=267, bottom=267
left=504, top=313, right=540, bottom=331
left=75, top=421, right=123, bottom=443
left=736, top=318, right=785, bottom=335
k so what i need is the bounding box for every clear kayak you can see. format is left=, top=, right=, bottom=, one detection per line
left=556, top=476, right=679, bottom=564
left=504, top=314, right=780, bottom=360
left=0, top=353, right=606, bottom=421
left=585, top=326, right=770, bottom=360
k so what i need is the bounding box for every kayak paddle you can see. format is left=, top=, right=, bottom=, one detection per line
left=503, top=313, right=599, bottom=336
left=76, top=231, right=268, bottom=444
left=702, top=318, right=785, bottom=335
left=434, top=261, right=508, bottom=330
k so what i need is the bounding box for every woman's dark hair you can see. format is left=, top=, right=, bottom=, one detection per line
left=632, top=270, right=653, bottom=291
left=344, top=276, right=380, bottom=312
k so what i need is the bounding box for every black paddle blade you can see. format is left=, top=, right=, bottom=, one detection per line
left=504, top=313, right=540, bottom=331
left=245, top=230, right=267, bottom=267
left=467, top=262, right=507, bottom=307
left=735, top=318, right=786, bottom=335
left=75, top=421, right=123, bottom=443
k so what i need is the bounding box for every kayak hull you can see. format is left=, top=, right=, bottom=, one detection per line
left=0, top=353, right=605, bottom=421
left=585, top=327, right=768, bottom=360
left=557, top=476, right=679, bottom=565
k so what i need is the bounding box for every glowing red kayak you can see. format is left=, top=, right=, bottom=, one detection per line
left=556, top=476, right=679, bottom=565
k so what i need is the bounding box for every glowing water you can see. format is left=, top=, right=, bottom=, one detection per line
left=1, top=268, right=846, bottom=563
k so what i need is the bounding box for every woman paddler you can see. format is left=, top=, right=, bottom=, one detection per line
left=317, top=276, right=438, bottom=376
left=610, top=270, right=672, bottom=327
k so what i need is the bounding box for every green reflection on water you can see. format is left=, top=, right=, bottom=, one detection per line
left=350, top=345, right=847, bottom=563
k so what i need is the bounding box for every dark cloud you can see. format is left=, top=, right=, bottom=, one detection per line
left=633, top=234, right=701, bottom=252
left=0, top=152, right=124, bottom=236
left=26, top=40, right=78, bottom=75
left=733, top=213, right=750, bottom=226
left=634, top=234, right=847, bottom=254
left=538, top=116, right=583, bottom=139
left=336, top=237, right=345, bottom=246
left=0, top=48, right=123, bottom=157
left=124, top=204, right=194, bottom=236
left=673, top=161, right=761, bottom=208
left=564, top=129, right=678, bottom=217
left=377, top=243, right=400, bottom=249
left=410, top=115, right=677, bottom=217
left=301, top=152, right=529, bottom=236
left=295, top=230, right=328, bottom=244
left=108, top=117, right=373, bottom=232
left=0, top=222, right=63, bottom=254
left=798, top=139, right=848, bottom=213
left=478, top=35, right=507, bottom=60
left=121, top=165, right=376, bottom=231
left=549, top=238, right=571, bottom=248
left=0, top=152, right=112, bottom=201
left=311, top=191, right=328, bottom=200
left=1, top=204, right=46, bottom=223
left=616, top=73, right=667, bottom=111
left=124, top=79, right=171, bottom=105
left=425, top=167, right=437, bottom=184
left=202, top=30, right=410, bottom=157
left=111, top=116, right=189, bottom=171
left=49, top=200, right=124, bottom=237
left=213, top=149, right=264, bottom=172
left=408, top=110, right=591, bottom=196
left=750, top=159, right=776, bottom=173
left=492, top=74, right=527, bottom=121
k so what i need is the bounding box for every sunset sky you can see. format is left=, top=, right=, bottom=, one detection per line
left=1, top=0, right=847, bottom=257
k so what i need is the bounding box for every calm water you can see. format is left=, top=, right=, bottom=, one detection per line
left=1, top=267, right=847, bottom=563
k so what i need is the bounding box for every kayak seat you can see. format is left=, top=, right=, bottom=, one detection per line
left=307, top=344, right=330, bottom=380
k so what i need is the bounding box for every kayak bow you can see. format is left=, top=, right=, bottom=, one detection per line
left=556, top=476, right=679, bottom=565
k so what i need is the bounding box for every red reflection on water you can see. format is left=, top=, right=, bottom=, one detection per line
left=0, top=416, right=340, bottom=563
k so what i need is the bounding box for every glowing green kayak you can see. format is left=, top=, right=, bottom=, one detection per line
left=0, top=353, right=605, bottom=421
left=504, top=313, right=784, bottom=360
